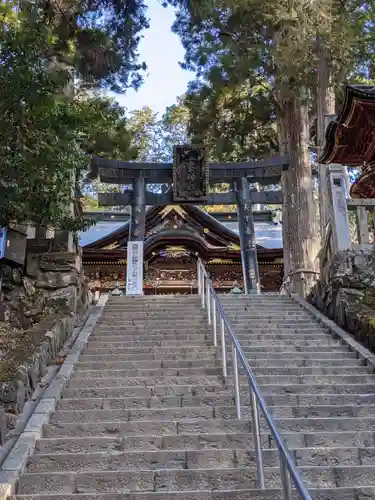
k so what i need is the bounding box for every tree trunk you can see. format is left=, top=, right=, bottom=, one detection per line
left=278, top=93, right=320, bottom=296
left=276, top=117, right=290, bottom=277
left=317, top=40, right=336, bottom=240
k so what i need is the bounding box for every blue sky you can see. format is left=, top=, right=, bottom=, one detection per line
left=112, top=2, right=194, bottom=116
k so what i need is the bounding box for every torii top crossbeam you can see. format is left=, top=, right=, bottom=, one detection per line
left=90, top=154, right=289, bottom=185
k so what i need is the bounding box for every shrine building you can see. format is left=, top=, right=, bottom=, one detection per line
left=80, top=206, right=284, bottom=294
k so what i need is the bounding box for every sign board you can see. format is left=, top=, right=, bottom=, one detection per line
left=173, top=145, right=208, bottom=202
left=126, top=241, right=144, bottom=295
left=328, top=166, right=351, bottom=252
left=0, top=228, right=6, bottom=260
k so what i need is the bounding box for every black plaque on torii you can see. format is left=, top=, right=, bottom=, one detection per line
left=172, top=145, right=208, bottom=202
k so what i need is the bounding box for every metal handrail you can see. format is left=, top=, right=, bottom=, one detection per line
left=197, top=259, right=312, bottom=500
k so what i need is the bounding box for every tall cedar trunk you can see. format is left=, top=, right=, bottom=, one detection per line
left=276, top=117, right=290, bottom=275
left=278, top=93, right=319, bottom=296
left=317, top=41, right=336, bottom=240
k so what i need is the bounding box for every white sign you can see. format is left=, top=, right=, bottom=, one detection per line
left=0, top=228, right=6, bottom=260
left=126, top=241, right=144, bottom=295
left=328, top=166, right=351, bottom=252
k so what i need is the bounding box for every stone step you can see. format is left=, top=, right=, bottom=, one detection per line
left=72, top=367, right=222, bottom=378
left=235, top=332, right=332, bottom=340
left=83, top=345, right=350, bottom=355
left=101, top=309, right=204, bottom=315
left=74, top=363, right=368, bottom=377
left=58, top=392, right=375, bottom=410
left=63, top=381, right=375, bottom=399
left=52, top=407, right=217, bottom=424
left=68, top=372, right=375, bottom=389
left=238, top=351, right=356, bottom=360
left=225, top=313, right=314, bottom=320
left=49, top=405, right=375, bottom=433
left=94, top=323, right=208, bottom=329
left=79, top=352, right=218, bottom=362
left=106, top=297, right=200, bottom=301
left=83, top=339, right=339, bottom=351
left=224, top=306, right=308, bottom=311
left=90, top=334, right=209, bottom=342
left=39, top=427, right=375, bottom=451
left=35, top=433, right=245, bottom=454
left=239, top=345, right=350, bottom=353
left=218, top=404, right=375, bottom=419
left=51, top=404, right=375, bottom=425
left=57, top=395, right=236, bottom=410
left=92, top=326, right=324, bottom=334
left=92, top=327, right=211, bottom=334
left=10, top=487, right=375, bottom=500
left=237, top=327, right=330, bottom=334
left=229, top=321, right=320, bottom=328
left=75, top=359, right=219, bottom=370
left=26, top=445, right=375, bottom=474
left=258, top=383, right=375, bottom=396
left=83, top=345, right=217, bottom=354
left=67, top=375, right=223, bottom=389
left=100, top=311, right=310, bottom=318
left=236, top=357, right=362, bottom=367
left=77, top=353, right=358, bottom=364
left=62, top=384, right=229, bottom=399
left=85, top=340, right=212, bottom=349
left=17, top=465, right=375, bottom=493
left=96, top=319, right=207, bottom=325
left=69, top=369, right=375, bottom=387
left=43, top=419, right=251, bottom=438
left=89, top=332, right=330, bottom=341
left=231, top=338, right=339, bottom=347
left=220, top=296, right=293, bottom=301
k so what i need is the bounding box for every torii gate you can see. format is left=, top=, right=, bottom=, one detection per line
left=90, top=146, right=289, bottom=295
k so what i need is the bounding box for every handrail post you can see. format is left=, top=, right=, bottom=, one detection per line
left=220, top=317, right=227, bottom=378
left=212, top=295, right=217, bottom=347
left=200, top=262, right=204, bottom=297
left=197, top=260, right=201, bottom=296
left=201, top=273, right=205, bottom=309
left=207, top=281, right=211, bottom=325
left=280, top=457, right=293, bottom=500
left=232, top=344, right=241, bottom=419
left=250, top=387, right=265, bottom=489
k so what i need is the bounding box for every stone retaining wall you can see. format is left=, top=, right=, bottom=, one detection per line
left=0, top=250, right=90, bottom=415
left=309, top=248, right=375, bottom=352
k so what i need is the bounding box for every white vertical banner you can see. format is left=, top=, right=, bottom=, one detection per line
left=126, top=241, right=144, bottom=295
left=328, top=165, right=351, bottom=252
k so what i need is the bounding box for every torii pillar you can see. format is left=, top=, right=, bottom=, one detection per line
left=236, top=177, right=260, bottom=294
left=126, top=177, right=146, bottom=295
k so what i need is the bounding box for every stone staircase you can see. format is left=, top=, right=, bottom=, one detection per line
left=9, top=294, right=375, bottom=499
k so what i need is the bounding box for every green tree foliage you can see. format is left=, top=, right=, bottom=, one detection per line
left=0, top=2, right=147, bottom=229
left=40, top=0, right=149, bottom=91
left=0, top=8, right=86, bottom=230
left=185, top=81, right=278, bottom=162
left=168, top=0, right=375, bottom=294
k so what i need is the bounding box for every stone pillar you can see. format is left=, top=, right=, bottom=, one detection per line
left=126, top=177, right=146, bottom=295
left=236, top=177, right=260, bottom=294
left=328, top=165, right=351, bottom=253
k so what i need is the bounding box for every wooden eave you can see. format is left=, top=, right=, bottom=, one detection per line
left=83, top=245, right=283, bottom=263
left=319, top=84, right=375, bottom=167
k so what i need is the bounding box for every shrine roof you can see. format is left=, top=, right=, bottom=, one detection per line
left=319, top=84, right=375, bottom=167
left=80, top=205, right=283, bottom=253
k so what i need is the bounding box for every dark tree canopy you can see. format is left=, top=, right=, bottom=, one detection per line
left=42, top=0, right=149, bottom=91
